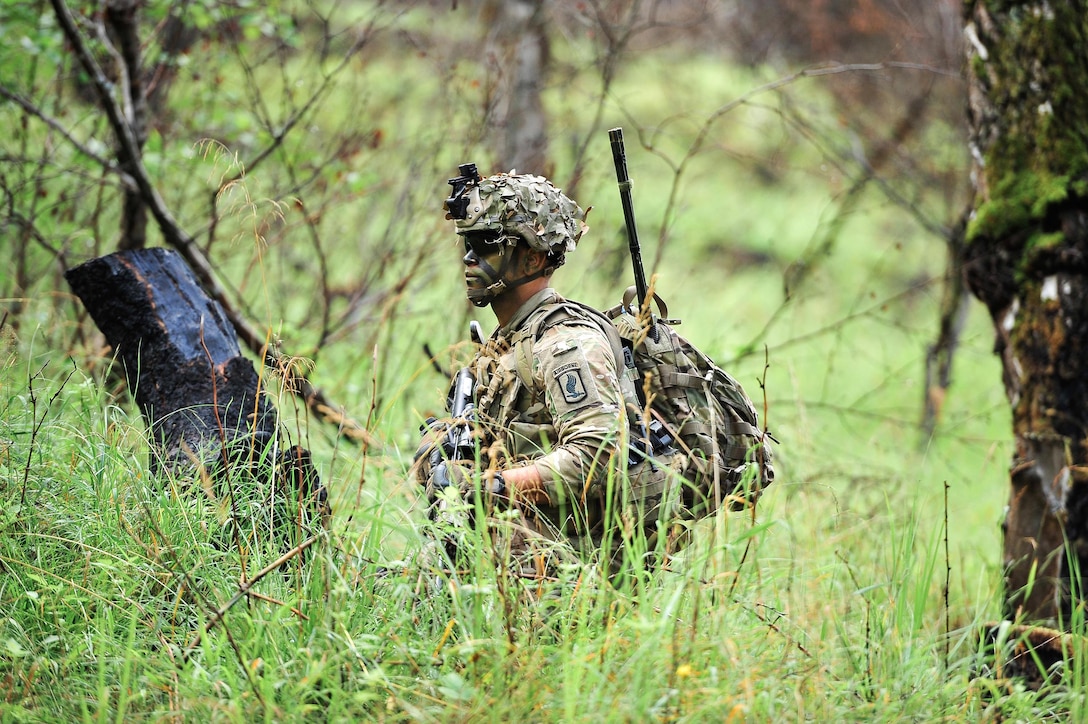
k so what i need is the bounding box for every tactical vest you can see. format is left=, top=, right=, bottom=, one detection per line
left=472, top=298, right=681, bottom=536
left=469, top=299, right=644, bottom=462
left=501, top=297, right=775, bottom=516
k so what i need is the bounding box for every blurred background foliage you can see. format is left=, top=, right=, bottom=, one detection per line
left=0, top=0, right=1006, bottom=616
left=0, top=0, right=1038, bottom=719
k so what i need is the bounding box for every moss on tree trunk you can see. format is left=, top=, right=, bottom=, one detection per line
left=963, top=0, right=1088, bottom=624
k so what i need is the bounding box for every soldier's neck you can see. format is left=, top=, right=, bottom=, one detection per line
left=491, top=277, right=550, bottom=327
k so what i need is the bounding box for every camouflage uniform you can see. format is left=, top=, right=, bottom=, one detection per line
left=470, top=287, right=675, bottom=561
left=416, top=169, right=675, bottom=575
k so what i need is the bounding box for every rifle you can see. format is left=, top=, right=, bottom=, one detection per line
left=419, top=365, right=476, bottom=563
left=426, top=320, right=502, bottom=492
left=428, top=366, right=477, bottom=491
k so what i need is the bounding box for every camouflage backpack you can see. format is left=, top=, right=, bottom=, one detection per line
left=606, top=293, right=774, bottom=513
left=511, top=291, right=774, bottom=514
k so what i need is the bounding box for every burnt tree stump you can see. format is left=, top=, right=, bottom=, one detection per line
left=66, top=247, right=328, bottom=543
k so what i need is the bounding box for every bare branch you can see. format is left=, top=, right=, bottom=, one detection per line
left=225, top=13, right=382, bottom=187
left=181, top=534, right=320, bottom=662
left=641, top=61, right=961, bottom=271
left=0, top=83, right=136, bottom=190
left=91, top=3, right=135, bottom=127
left=49, top=0, right=378, bottom=447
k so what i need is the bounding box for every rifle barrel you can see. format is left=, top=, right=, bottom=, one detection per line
left=608, top=127, right=649, bottom=310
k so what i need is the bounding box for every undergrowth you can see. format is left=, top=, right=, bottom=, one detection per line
left=1, top=2, right=1081, bottom=720
left=2, top=322, right=1085, bottom=721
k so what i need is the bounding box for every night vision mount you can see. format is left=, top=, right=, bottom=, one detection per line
left=445, top=163, right=482, bottom=220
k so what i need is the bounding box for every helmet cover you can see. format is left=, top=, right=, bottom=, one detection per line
left=450, top=172, right=588, bottom=257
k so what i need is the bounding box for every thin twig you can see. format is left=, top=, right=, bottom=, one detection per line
left=246, top=589, right=308, bottom=620
left=727, top=346, right=772, bottom=599
left=744, top=601, right=812, bottom=658
left=48, top=0, right=378, bottom=447
left=0, top=83, right=136, bottom=189
left=181, top=534, right=319, bottom=662
left=944, top=480, right=951, bottom=670
left=20, top=361, right=76, bottom=512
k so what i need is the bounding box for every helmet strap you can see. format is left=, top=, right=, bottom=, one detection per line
left=465, top=246, right=553, bottom=306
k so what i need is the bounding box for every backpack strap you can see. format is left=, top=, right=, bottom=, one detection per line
left=509, top=303, right=575, bottom=390
left=510, top=300, right=636, bottom=393
left=566, top=300, right=641, bottom=389
left=511, top=329, right=537, bottom=393
left=659, top=368, right=707, bottom=390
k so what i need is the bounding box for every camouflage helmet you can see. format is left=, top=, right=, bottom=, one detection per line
left=445, top=167, right=588, bottom=260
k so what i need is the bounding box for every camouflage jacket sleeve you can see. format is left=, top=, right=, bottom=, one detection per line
left=526, top=319, right=628, bottom=504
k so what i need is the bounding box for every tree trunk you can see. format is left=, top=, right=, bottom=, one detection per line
left=105, top=0, right=150, bottom=250
left=483, top=0, right=550, bottom=175
left=66, top=248, right=328, bottom=539
left=962, top=0, right=1088, bottom=625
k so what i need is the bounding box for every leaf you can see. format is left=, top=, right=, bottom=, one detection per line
left=435, top=672, right=475, bottom=703
left=4, top=638, right=28, bottom=658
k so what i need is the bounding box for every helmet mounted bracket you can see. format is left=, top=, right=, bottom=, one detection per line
left=445, top=163, right=482, bottom=220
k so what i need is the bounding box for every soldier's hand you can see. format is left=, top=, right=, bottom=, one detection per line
left=427, top=461, right=506, bottom=502
left=429, top=459, right=467, bottom=492
left=414, top=417, right=448, bottom=464
left=412, top=417, right=452, bottom=487
left=426, top=459, right=472, bottom=500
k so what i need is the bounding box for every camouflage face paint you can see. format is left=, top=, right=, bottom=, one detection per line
left=461, top=230, right=519, bottom=307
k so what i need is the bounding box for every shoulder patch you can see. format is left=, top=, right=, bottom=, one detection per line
left=554, top=362, right=589, bottom=404
left=547, top=347, right=601, bottom=414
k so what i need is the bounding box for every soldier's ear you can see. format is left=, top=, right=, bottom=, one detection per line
left=520, top=247, right=548, bottom=274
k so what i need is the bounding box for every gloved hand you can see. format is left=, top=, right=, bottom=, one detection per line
left=412, top=417, right=453, bottom=487
left=413, top=417, right=448, bottom=464
left=428, top=459, right=471, bottom=493
left=427, top=460, right=506, bottom=500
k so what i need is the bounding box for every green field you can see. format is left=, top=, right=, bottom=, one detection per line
left=2, top=2, right=1079, bottom=721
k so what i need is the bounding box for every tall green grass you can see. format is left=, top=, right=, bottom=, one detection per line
left=3, top=2, right=1085, bottom=720
left=3, top=307, right=1082, bottom=721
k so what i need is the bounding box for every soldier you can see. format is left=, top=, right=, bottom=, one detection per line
left=414, top=167, right=675, bottom=575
